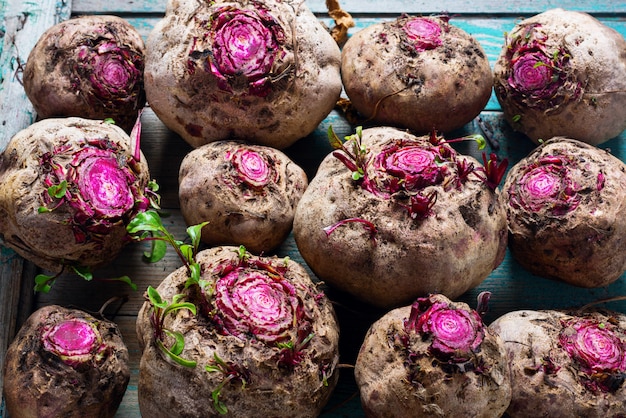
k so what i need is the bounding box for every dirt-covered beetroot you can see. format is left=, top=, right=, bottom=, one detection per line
left=503, top=137, right=626, bottom=287
left=341, top=15, right=493, bottom=133
left=355, top=294, right=511, bottom=417
left=2, top=305, right=130, bottom=418
left=144, top=0, right=342, bottom=149
left=293, top=126, right=508, bottom=308
left=493, top=9, right=626, bottom=145
left=178, top=140, right=308, bottom=253
left=490, top=309, right=626, bottom=417
left=23, top=15, right=145, bottom=132
left=0, top=117, right=152, bottom=274
left=135, top=246, right=340, bottom=417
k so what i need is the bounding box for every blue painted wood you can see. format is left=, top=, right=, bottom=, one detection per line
left=71, top=0, right=626, bottom=15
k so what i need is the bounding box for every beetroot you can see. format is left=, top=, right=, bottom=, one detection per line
left=178, top=141, right=308, bottom=253
left=144, top=0, right=342, bottom=149
left=490, top=309, right=626, bottom=417
left=502, top=137, right=626, bottom=287
left=23, top=15, right=145, bottom=132
left=293, top=126, right=508, bottom=308
left=355, top=294, right=511, bottom=417
left=341, top=15, right=493, bottom=133
left=493, top=9, right=626, bottom=145
left=2, top=305, right=130, bottom=418
left=135, top=246, right=340, bottom=417
left=0, top=117, right=153, bottom=274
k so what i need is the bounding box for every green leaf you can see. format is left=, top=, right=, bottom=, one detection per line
left=103, top=118, right=116, bottom=124
left=186, top=262, right=202, bottom=287
left=71, top=265, right=93, bottom=281
left=327, top=125, right=343, bottom=150
left=114, top=275, right=137, bottom=291
left=156, top=339, right=197, bottom=368
left=355, top=125, right=363, bottom=138
left=180, top=244, right=194, bottom=264
left=144, top=239, right=167, bottom=263
left=148, top=180, right=160, bottom=192
left=512, top=114, right=522, bottom=123
left=38, top=206, right=50, bottom=213
left=212, top=351, right=228, bottom=368
left=171, top=293, right=185, bottom=305
left=187, top=222, right=208, bottom=251
left=164, top=329, right=186, bottom=356
left=205, top=364, right=222, bottom=373
left=34, top=274, right=54, bottom=293
left=127, top=210, right=165, bottom=234
left=351, top=171, right=363, bottom=181
left=47, top=181, right=67, bottom=199
left=147, top=286, right=167, bottom=309
left=163, top=301, right=197, bottom=318
left=212, top=389, right=228, bottom=415
left=276, top=341, right=294, bottom=349
left=471, top=135, right=486, bottom=150
left=237, top=245, right=248, bottom=261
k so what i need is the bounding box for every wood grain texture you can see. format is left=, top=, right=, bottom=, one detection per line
left=3, top=1, right=626, bottom=417
left=0, top=1, right=72, bottom=413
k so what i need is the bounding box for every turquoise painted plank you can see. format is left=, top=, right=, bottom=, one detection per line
left=0, top=0, right=72, bottom=148
left=71, top=0, right=626, bottom=15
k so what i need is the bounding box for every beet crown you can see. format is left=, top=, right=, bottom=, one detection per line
left=40, top=137, right=150, bottom=244
left=559, top=317, right=626, bottom=393
left=405, top=295, right=485, bottom=363
left=193, top=4, right=287, bottom=97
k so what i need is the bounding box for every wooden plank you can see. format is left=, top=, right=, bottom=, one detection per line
left=0, top=1, right=72, bottom=414
left=0, top=0, right=72, bottom=149
left=71, top=0, right=626, bottom=15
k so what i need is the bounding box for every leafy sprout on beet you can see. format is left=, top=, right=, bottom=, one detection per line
left=328, top=125, right=368, bottom=181
left=145, top=285, right=198, bottom=368
left=329, top=126, right=504, bottom=220
left=476, top=152, right=509, bottom=191
left=34, top=265, right=135, bottom=294
left=31, top=127, right=159, bottom=292
left=205, top=352, right=250, bottom=415
left=127, top=209, right=208, bottom=285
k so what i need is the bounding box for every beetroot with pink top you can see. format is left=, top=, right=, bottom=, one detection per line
left=2, top=305, right=130, bottom=418
left=341, top=15, right=493, bottom=133
left=0, top=117, right=153, bottom=275
left=144, top=0, right=342, bottom=149
left=502, top=137, right=626, bottom=287
left=355, top=294, right=512, bottom=417
left=23, top=15, right=145, bottom=132
left=493, top=9, right=626, bottom=145
left=490, top=308, right=626, bottom=417
left=135, top=246, right=340, bottom=417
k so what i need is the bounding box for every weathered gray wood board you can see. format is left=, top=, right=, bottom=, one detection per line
left=2, top=1, right=626, bottom=417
